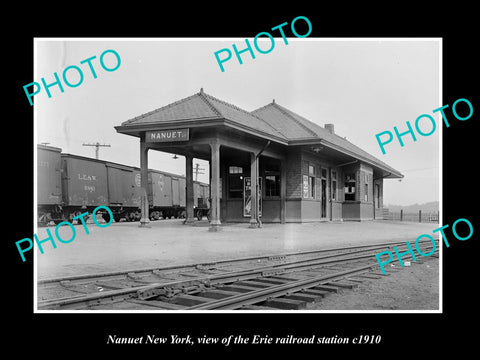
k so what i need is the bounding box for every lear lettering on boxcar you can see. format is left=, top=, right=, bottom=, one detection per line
left=78, top=173, right=97, bottom=181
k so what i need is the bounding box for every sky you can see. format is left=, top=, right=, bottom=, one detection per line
left=35, top=38, right=441, bottom=206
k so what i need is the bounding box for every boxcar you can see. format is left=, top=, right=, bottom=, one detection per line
left=193, top=182, right=210, bottom=220
left=61, top=153, right=109, bottom=219
left=37, top=145, right=210, bottom=224
left=105, top=162, right=143, bottom=222
left=37, top=145, right=63, bottom=225
left=148, top=170, right=186, bottom=219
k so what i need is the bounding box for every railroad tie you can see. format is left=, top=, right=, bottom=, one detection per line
left=283, top=292, right=323, bottom=303
left=313, top=285, right=340, bottom=293
left=199, top=289, right=242, bottom=300
left=128, top=298, right=186, bottom=310
left=262, top=298, right=307, bottom=310
left=249, top=278, right=289, bottom=285
left=301, top=288, right=330, bottom=297
left=240, top=304, right=278, bottom=310
left=169, top=294, right=215, bottom=307
left=219, top=284, right=260, bottom=293
left=235, top=280, right=272, bottom=288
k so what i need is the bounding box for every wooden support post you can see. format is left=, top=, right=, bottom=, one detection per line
left=139, top=137, right=150, bottom=227
left=249, top=152, right=258, bottom=228
left=185, top=153, right=195, bottom=224
left=280, top=159, right=286, bottom=224
left=209, top=140, right=221, bottom=231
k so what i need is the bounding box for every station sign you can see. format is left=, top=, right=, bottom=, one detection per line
left=146, top=129, right=189, bottom=142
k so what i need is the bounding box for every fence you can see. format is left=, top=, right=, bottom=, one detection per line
left=383, top=209, right=439, bottom=223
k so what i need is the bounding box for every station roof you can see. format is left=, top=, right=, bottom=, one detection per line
left=115, top=89, right=402, bottom=178
left=252, top=101, right=403, bottom=178
left=117, top=88, right=288, bottom=143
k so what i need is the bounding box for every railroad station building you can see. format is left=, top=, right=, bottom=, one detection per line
left=114, top=89, right=403, bottom=230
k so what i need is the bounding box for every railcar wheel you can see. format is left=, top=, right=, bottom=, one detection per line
left=102, top=213, right=111, bottom=223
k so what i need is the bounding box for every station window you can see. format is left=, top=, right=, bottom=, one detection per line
left=228, top=166, right=244, bottom=198
left=375, top=183, right=380, bottom=208
left=344, top=173, right=356, bottom=201
left=365, top=184, right=368, bottom=202
left=264, top=160, right=280, bottom=198
left=331, top=171, right=337, bottom=201
left=229, top=166, right=243, bottom=174
left=265, top=175, right=280, bottom=197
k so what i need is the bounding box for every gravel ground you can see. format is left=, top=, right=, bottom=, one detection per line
left=36, top=219, right=440, bottom=280
left=308, top=256, right=440, bottom=311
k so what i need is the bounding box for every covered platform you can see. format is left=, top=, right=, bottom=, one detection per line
left=114, top=89, right=403, bottom=230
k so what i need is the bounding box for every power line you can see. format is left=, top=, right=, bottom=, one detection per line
left=82, top=142, right=111, bottom=159
left=194, top=163, right=205, bottom=181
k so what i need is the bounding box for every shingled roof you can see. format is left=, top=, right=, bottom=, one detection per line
left=120, top=89, right=287, bottom=142
left=117, top=90, right=402, bottom=178
left=252, top=101, right=403, bottom=177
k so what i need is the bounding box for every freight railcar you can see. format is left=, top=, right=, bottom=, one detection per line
left=60, top=152, right=143, bottom=222
left=147, top=170, right=210, bottom=220
left=194, top=181, right=210, bottom=220
left=37, top=145, right=210, bottom=225
left=37, top=145, right=64, bottom=225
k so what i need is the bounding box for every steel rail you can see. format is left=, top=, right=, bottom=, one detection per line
left=187, top=264, right=376, bottom=310
left=37, top=239, right=431, bottom=285
left=37, top=241, right=437, bottom=310
left=188, top=248, right=440, bottom=310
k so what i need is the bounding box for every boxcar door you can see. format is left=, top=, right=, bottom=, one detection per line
left=172, top=178, right=180, bottom=206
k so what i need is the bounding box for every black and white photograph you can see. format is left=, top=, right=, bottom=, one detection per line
left=33, top=38, right=442, bottom=313
left=7, top=7, right=478, bottom=356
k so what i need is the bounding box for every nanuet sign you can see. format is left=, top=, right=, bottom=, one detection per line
left=146, top=129, right=189, bottom=142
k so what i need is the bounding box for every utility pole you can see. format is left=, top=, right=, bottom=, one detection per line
left=82, top=142, right=111, bottom=159
left=193, top=163, right=205, bottom=181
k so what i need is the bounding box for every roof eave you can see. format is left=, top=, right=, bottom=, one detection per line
left=115, top=118, right=225, bottom=136
left=290, top=137, right=402, bottom=178
left=318, top=139, right=403, bottom=178
left=115, top=118, right=289, bottom=145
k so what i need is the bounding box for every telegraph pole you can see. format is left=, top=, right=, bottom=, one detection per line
left=194, top=163, right=205, bottom=181
left=82, top=142, right=111, bottom=159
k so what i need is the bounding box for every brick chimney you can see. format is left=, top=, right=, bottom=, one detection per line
left=325, top=123, right=334, bottom=134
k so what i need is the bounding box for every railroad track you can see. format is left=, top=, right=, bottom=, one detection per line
left=37, top=240, right=438, bottom=310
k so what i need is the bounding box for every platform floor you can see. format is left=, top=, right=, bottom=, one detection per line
left=35, top=219, right=441, bottom=280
